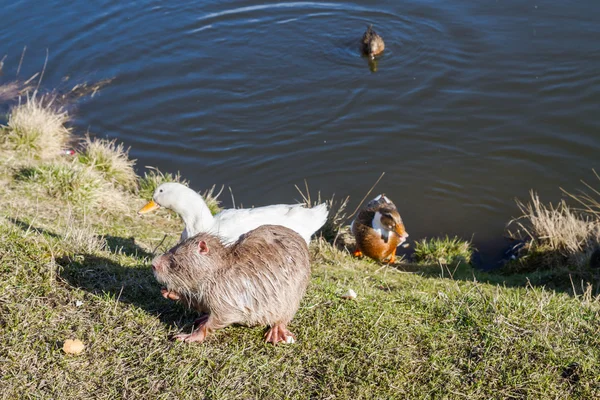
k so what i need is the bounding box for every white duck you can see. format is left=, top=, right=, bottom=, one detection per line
left=138, top=182, right=329, bottom=245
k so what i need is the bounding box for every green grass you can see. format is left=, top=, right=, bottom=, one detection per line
left=1, top=214, right=600, bottom=399
left=2, top=166, right=600, bottom=400
left=16, top=162, right=106, bottom=206
left=2, top=86, right=600, bottom=399
left=413, top=235, right=473, bottom=266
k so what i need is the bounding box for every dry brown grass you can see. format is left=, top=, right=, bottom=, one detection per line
left=0, top=81, right=30, bottom=103
left=60, top=214, right=108, bottom=255
left=2, top=92, right=70, bottom=159
left=510, top=191, right=600, bottom=268
left=561, top=169, right=600, bottom=219
left=201, top=184, right=224, bottom=215
left=294, top=181, right=351, bottom=243
left=78, top=135, right=138, bottom=191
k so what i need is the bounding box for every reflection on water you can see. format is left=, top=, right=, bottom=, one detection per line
left=1, top=0, right=599, bottom=266
left=367, top=58, right=379, bottom=73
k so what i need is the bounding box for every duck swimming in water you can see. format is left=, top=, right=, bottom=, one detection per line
left=351, top=194, right=408, bottom=263
left=362, top=25, right=385, bottom=59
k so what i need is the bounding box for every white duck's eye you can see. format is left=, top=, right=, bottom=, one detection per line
left=159, top=189, right=163, bottom=193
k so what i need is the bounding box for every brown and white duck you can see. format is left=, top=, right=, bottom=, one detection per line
left=351, top=194, right=408, bottom=263
left=362, top=25, right=385, bottom=59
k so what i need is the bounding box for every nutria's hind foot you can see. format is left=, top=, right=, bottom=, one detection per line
left=264, top=324, right=295, bottom=345
left=174, top=318, right=210, bottom=343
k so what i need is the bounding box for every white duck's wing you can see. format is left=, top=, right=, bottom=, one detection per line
left=211, top=203, right=329, bottom=244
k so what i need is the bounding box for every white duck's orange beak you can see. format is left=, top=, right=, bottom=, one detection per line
left=138, top=200, right=160, bottom=214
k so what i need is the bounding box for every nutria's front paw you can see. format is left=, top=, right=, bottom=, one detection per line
left=161, top=288, right=180, bottom=301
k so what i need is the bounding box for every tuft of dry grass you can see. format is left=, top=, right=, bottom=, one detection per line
left=561, top=169, right=600, bottom=220
left=201, top=184, right=224, bottom=216
left=320, top=194, right=351, bottom=242
left=2, top=92, right=70, bottom=159
left=12, top=211, right=107, bottom=256
left=510, top=191, right=600, bottom=268
left=0, top=81, right=31, bottom=103
left=61, top=215, right=108, bottom=255
left=78, top=135, right=137, bottom=191
left=294, top=181, right=350, bottom=243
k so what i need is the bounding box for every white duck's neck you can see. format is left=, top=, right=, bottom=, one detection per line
left=174, top=187, right=215, bottom=234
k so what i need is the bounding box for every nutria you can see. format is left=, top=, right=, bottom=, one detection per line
left=152, top=224, right=311, bottom=344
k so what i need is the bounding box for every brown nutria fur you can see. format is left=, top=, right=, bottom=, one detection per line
left=152, top=224, right=311, bottom=344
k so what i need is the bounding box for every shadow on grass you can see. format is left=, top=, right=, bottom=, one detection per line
left=392, top=256, right=600, bottom=297
left=9, top=216, right=155, bottom=259
left=102, top=235, right=154, bottom=259
left=331, top=230, right=600, bottom=296
left=6, top=218, right=190, bottom=328
left=57, top=253, right=193, bottom=328
left=8, top=217, right=62, bottom=239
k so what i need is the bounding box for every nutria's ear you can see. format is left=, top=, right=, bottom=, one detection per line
left=198, top=240, right=209, bottom=254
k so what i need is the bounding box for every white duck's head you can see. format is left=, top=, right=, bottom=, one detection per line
left=138, top=182, right=213, bottom=220
left=139, top=183, right=188, bottom=213
left=138, top=182, right=215, bottom=241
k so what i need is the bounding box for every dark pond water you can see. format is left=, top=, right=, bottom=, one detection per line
left=2, top=0, right=599, bottom=266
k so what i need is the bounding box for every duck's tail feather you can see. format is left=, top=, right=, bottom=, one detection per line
left=289, top=202, right=329, bottom=243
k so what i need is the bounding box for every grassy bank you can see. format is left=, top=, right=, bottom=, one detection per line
left=1, top=88, right=600, bottom=399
